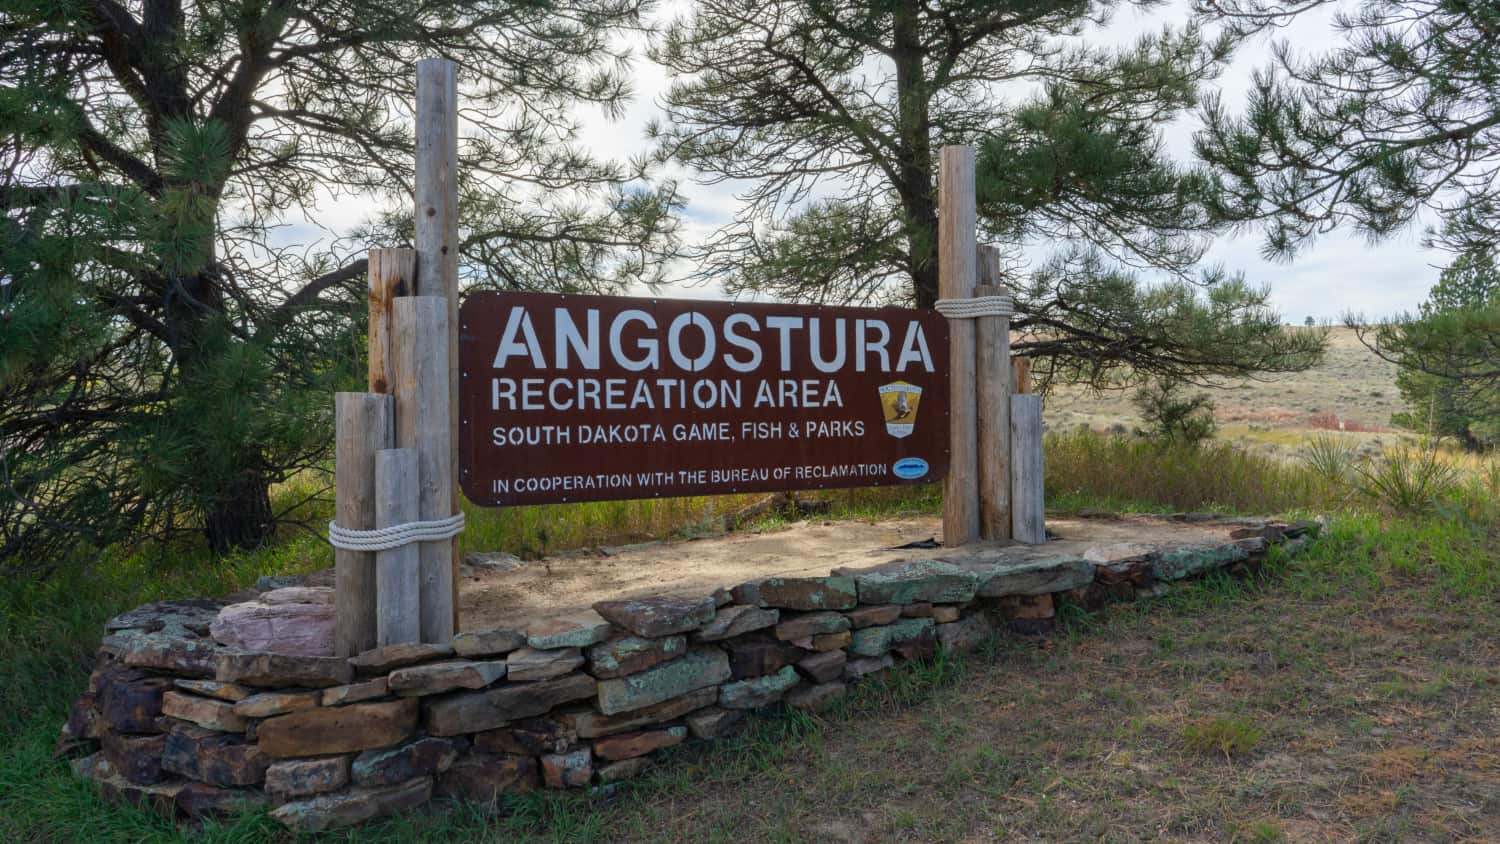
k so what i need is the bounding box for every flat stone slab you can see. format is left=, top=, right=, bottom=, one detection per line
left=592, top=595, right=717, bottom=638
left=836, top=559, right=979, bottom=605
left=595, top=648, right=730, bottom=716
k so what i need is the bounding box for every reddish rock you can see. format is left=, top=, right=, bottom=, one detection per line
left=61, top=693, right=101, bottom=751
left=161, top=724, right=267, bottom=786
left=232, top=689, right=321, bottom=719
left=270, top=776, right=432, bottom=831
left=811, top=631, right=851, bottom=652
left=423, top=673, right=597, bottom=736
left=996, top=593, right=1055, bottom=635
left=352, top=737, right=463, bottom=787
left=586, top=634, right=686, bottom=679
left=96, top=667, right=172, bottom=734
left=693, top=605, right=779, bottom=642
left=348, top=642, right=454, bottom=675
left=593, top=594, right=716, bottom=638
left=844, top=605, right=902, bottom=629
left=451, top=627, right=527, bottom=658
left=214, top=651, right=352, bottom=688
left=592, top=726, right=688, bottom=761
left=94, top=773, right=184, bottom=816
left=892, top=628, right=937, bottom=662
left=210, top=599, right=335, bottom=657
left=434, top=753, right=538, bottom=802
left=388, top=659, right=506, bottom=694
left=684, top=707, right=743, bottom=740
left=731, top=576, right=857, bottom=611
left=101, top=730, right=167, bottom=785
left=931, top=605, right=961, bottom=624
left=724, top=638, right=802, bottom=680
left=506, top=647, right=583, bottom=682
left=265, top=756, right=351, bottom=798
left=773, top=611, right=849, bottom=641
left=257, top=698, right=418, bottom=758
left=796, top=650, right=847, bottom=684
left=173, top=679, right=251, bottom=703
left=320, top=677, right=389, bottom=706
left=161, top=691, right=247, bottom=732
left=175, top=782, right=268, bottom=820
left=474, top=718, right=575, bottom=755
left=560, top=686, right=717, bottom=738
left=900, top=602, right=934, bottom=618
left=541, top=749, right=592, bottom=788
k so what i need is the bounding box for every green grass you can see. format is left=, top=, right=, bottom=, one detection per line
left=2, top=430, right=1497, bottom=841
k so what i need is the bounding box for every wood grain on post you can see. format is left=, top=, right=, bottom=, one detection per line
left=374, top=448, right=422, bottom=647
left=1010, top=393, right=1046, bottom=544
left=334, top=392, right=393, bottom=657
left=1012, top=357, right=1032, bottom=395
left=392, top=296, right=455, bottom=644
left=975, top=245, right=1012, bottom=542
left=415, top=58, right=462, bottom=628
left=938, top=145, right=980, bottom=548
left=367, top=248, right=415, bottom=394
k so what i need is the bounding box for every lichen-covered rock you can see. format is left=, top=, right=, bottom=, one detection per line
left=731, top=576, right=857, bottom=611
left=434, top=753, right=537, bottom=802
left=106, top=598, right=221, bottom=638
left=541, top=749, right=592, bottom=788
left=718, top=665, right=798, bottom=710
left=173, top=679, right=251, bottom=703
left=560, top=686, right=717, bottom=739
left=684, top=706, right=743, bottom=740
left=593, top=726, right=687, bottom=761
left=99, top=630, right=220, bottom=677
left=795, top=650, right=847, bottom=684
left=270, top=776, right=432, bottom=832
left=210, top=598, right=334, bottom=657
left=506, top=647, right=584, bottom=682
left=214, top=651, right=352, bottom=688
left=232, top=689, right=321, bottom=719
left=423, top=673, right=597, bottom=736
left=844, top=605, right=902, bottom=629
left=348, top=643, right=454, bottom=675
left=785, top=682, right=846, bottom=713
left=843, top=654, right=894, bottom=681
left=773, top=611, right=849, bottom=641
left=595, top=648, right=730, bottom=716
left=843, top=559, right=979, bottom=605
left=265, top=756, right=350, bottom=798
left=693, top=605, right=779, bottom=642
left=592, top=595, right=716, bottom=638
left=162, top=691, right=247, bottom=732
left=320, top=677, right=389, bottom=707
left=848, top=618, right=935, bottom=657
left=586, top=634, right=686, bottom=679
left=257, top=698, right=418, bottom=757
left=388, top=659, right=507, bottom=695
left=971, top=556, right=1094, bottom=597
left=451, top=628, right=527, bottom=658
left=352, top=737, right=462, bottom=787
left=1153, top=543, right=1249, bottom=581
left=526, top=611, right=613, bottom=650
left=161, top=724, right=267, bottom=786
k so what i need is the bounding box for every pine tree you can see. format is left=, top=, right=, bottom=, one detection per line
left=651, top=0, right=1325, bottom=391
left=0, top=0, right=680, bottom=562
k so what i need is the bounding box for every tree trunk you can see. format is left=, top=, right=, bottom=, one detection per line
left=892, top=0, right=939, bottom=308
left=203, top=465, right=275, bottom=553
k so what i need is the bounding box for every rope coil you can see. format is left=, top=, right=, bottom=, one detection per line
left=934, top=295, right=1013, bottom=320
left=327, top=512, right=465, bottom=552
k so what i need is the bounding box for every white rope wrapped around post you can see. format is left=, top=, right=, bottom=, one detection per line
left=328, top=512, right=465, bottom=553
left=933, top=295, right=1014, bottom=320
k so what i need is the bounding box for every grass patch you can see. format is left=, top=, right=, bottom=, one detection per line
left=1182, top=716, right=1264, bottom=758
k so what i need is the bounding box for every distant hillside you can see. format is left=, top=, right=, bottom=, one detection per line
left=1043, top=327, right=1408, bottom=436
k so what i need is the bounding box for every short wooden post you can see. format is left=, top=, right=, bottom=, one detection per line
left=374, top=448, right=422, bottom=647
left=939, top=145, right=980, bottom=547
left=368, top=248, right=415, bottom=394
left=334, top=392, right=393, bottom=657
left=1011, top=393, right=1045, bottom=544
left=415, top=58, right=462, bottom=629
left=975, top=245, right=1012, bottom=542
left=392, top=296, right=455, bottom=643
left=1012, top=357, right=1032, bottom=396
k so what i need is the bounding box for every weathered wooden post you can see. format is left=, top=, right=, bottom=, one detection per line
left=414, top=57, right=463, bottom=629
left=938, top=145, right=980, bottom=547
left=368, top=248, right=415, bottom=394
left=392, top=296, right=455, bottom=643
left=334, top=392, right=393, bottom=656
left=374, top=448, right=421, bottom=646
left=1012, top=357, right=1032, bottom=396
left=1011, top=387, right=1045, bottom=544
left=974, top=244, right=1012, bottom=541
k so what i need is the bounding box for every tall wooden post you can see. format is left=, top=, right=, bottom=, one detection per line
left=392, top=297, right=455, bottom=643
left=415, top=58, right=462, bottom=629
left=975, top=244, right=1012, bottom=541
left=375, top=448, right=422, bottom=646
left=334, top=392, right=393, bottom=657
left=368, top=248, right=415, bottom=394
left=939, top=145, right=980, bottom=547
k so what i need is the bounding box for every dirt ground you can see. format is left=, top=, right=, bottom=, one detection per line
left=458, top=515, right=1243, bottom=630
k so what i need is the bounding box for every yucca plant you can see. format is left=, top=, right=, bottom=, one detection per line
left=1355, top=448, right=1462, bottom=517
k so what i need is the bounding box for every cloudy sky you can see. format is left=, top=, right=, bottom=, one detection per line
left=303, top=0, right=1446, bottom=323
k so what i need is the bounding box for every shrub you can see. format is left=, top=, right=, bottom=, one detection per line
left=1133, top=378, right=1217, bottom=447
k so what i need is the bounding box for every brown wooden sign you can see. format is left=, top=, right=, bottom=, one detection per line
left=458, top=292, right=949, bottom=506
